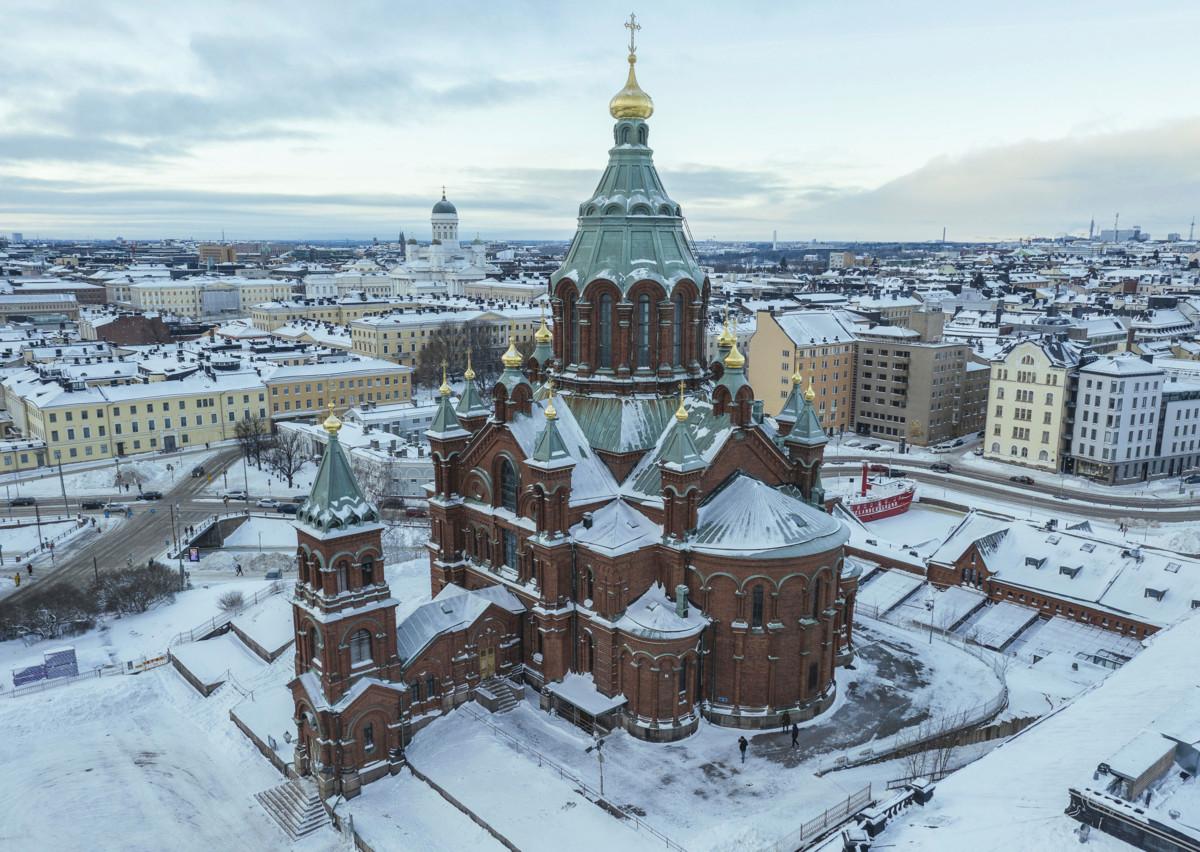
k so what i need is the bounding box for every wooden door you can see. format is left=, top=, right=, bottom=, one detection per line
left=480, top=647, right=495, bottom=679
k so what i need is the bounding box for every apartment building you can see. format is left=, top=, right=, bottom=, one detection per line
left=130, top=278, right=292, bottom=319
left=264, top=358, right=412, bottom=419
left=249, top=296, right=409, bottom=330
left=747, top=309, right=860, bottom=431
left=853, top=327, right=979, bottom=445
left=0, top=294, right=80, bottom=324
left=984, top=337, right=1081, bottom=471
left=1072, top=355, right=1164, bottom=484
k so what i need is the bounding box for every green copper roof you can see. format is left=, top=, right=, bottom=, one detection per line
left=297, top=431, right=378, bottom=532
left=717, top=363, right=749, bottom=398
left=530, top=415, right=573, bottom=468
left=429, top=394, right=468, bottom=437
left=786, top=396, right=828, bottom=447
left=775, top=380, right=805, bottom=425
left=455, top=379, right=490, bottom=419
left=532, top=338, right=554, bottom=366
left=659, top=416, right=704, bottom=472
left=550, top=118, right=703, bottom=296
left=564, top=394, right=678, bottom=454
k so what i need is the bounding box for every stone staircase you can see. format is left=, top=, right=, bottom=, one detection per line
left=254, top=777, right=330, bottom=841
left=476, top=677, right=523, bottom=714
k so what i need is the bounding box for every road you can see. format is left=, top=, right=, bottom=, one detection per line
left=0, top=446, right=247, bottom=606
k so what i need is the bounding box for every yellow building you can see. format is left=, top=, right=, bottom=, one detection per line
left=349, top=307, right=542, bottom=367
left=250, top=297, right=408, bottom=331
left=983, top=337, right=1081, bottom=471
left=747, top=310, right=860, bottom=432
left=264, top=359, right=412, bottom=418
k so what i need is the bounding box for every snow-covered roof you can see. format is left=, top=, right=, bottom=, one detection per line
left=689, top=473, right=848, bottom=559
left=612, top=583, right=707, bottom=641
left=395, top=583, right=522, bottom=666
left=508, top=394, right=619, bottom=507
left=570, top=499, right=661, bottom=557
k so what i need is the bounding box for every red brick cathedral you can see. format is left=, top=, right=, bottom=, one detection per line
left=289, top=28, right=858, bottom=800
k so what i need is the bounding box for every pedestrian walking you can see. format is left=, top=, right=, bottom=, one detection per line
left=235, top=562, right=243, bottom=576
left=791, top=722, right=799, bottom=750
left=738, top=735, right=748, bottom=764
left=780, top=710, right=791, bottom=732
left=26, top=564, right=32, bottom=577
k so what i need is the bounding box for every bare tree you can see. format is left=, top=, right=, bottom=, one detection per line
left=235, top=414, right=270, bottom=468
left=414, top=320, right=534, bottom=389
left=268, top=428, right=306, bottom=488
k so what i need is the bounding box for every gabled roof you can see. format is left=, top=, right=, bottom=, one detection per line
left=295, top=426, right=378, bottom=533
left=570, top=498, right=661, bottom=557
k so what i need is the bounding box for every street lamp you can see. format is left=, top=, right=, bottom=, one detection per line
left=585, top=734, right=607, bottom=797
left=54, top=450, right=70, bottom=513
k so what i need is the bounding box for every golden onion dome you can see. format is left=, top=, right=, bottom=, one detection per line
left=464, top=349, right=476, bottom=381
left=717, top=318, right=737, bottom=348
left=791, top=370, right=803, bottom=386
left=804, top=379, right=817, bottom=402
left=322, top=402, right=342, bottom=436
left=674, top=381, right=689, bottom=422
left=724, top=340, right=745, bottom=370
left=438, top=361, right=451, bottom=397
left=609, top=53, right=654, bottom=121
left=535, top=306, right=552, bottom=344
left=501, top=335, right=523, bottom=368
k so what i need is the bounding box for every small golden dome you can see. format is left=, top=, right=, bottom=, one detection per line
left=674, top=381, right=688, bottom=422
left=438, top=361, right=451, bottom=397
left=464, top=349, right=476, bottom=381
left=322, top=402, right=342, bottom=436
left=535, top=305, right=552, bottom=344
left=804, top=378, right=816, bottom=402
left=501, top=335, right=523, bottom=369
left=717, top=318, right=737, bottom=348
left=724, top=340, right=745, bottom=370
left=544, top=378, right=557, bottom=420
left=791, top=370, right=803, bottom=386
left=609, top=53, right=654, bottom=121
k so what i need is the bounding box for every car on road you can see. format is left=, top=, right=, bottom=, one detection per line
left=860, top=443, right=881, bottom=451
left=104, top=501, right=131, bottom=511
left=868, top=464, right=891, bottom=475
left=929, top=462, right=953, bottom=473
left=930, top=443, right=954, bottom=453
left=843, top=439, right=861, bottom=447
left=405, top=506, right=428, bottom=518
left=8, top=496, right=36, bottom=507
left=256, top=498, right=279, bottom=508
left=138, top=490, right=163, bottom=500
left=973, top=448, right=984, bottom=456
left=191, top=465, right=206, bottom=478
left=1009, top=475, right=1035, bottom=485
left=80, top=499, right=104, bottom=510
left=224, top=490, right=248, bottom=501
left=951, top=439, right=966, bottom=447
left=1184, top=474, right=1200, bottom=485
left=276, top=503, right=299, bottom=514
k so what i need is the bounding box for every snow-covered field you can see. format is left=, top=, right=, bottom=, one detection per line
left=0, top=666, right=307, bottom=852
left=4, top=450, right=220, bottom=500
left=202, top=459, right=319, bottom=499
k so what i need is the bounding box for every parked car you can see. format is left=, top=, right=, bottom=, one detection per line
left=256, top=498, right=279, bottom=509
left=843, top=439, right=861, bottom=448
left=973, top=448, right=985, bottom=457
left=139, top=490, right=163, bottom=500
left=930, top=462, right=953, bottom=473
left=861, top=443, right=881, bottom=451
left=276, top=503, right=299, bottom=515
left=224, top=490, right=248, bottom=501
left=868, top=464, right=891, bottom=475
left=405, top=506, right=428, bottom=518
left=951, top=439, right=966, bottom=447
left=1009, top=475, right=1034, bottom=485
left=1184, top=474, right=1200, bottom=485
left=191, top=465, right=205, bottom=478
left=80, top=499, right=104, bottom=510
left=8, top=496, right=36, bottom=507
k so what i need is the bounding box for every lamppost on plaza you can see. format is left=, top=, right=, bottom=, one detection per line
left=585, top=734, right=607, bottom=797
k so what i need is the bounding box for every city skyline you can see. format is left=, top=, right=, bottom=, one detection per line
left=2, top=0, right=1198, bottom=241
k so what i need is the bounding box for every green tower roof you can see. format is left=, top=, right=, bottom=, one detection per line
left=786, top=389, right=829, bottom=448
left=297, top=413, right=378, bottom=533
left=550, top=117, right=702, bottom=296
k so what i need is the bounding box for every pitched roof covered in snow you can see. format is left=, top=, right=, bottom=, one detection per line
left=395, top=584, right=524, bottom=666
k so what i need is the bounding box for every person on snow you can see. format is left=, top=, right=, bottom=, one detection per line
left=791, top=723, right=799, bottom=750
left=26, top=564, right=32, bottom=577
left=780, top=710, right=791, bottom=732
left=235, top=562, right=243, bottom=576
left=738, top=736, right=748, bottom=764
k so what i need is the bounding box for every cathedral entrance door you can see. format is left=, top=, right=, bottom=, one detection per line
left=480, top=647, right=496, bottom=679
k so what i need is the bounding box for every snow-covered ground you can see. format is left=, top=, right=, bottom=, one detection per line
left=0, top=578, right=276, bottom=683
left=0, top=665, right=312, bottom=852
left=201, top=458, right=319, bottom=499
left=3, top=450, right=221, bottom=500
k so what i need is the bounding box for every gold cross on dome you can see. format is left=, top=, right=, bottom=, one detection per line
left=625, top=12, right=640, bottom=54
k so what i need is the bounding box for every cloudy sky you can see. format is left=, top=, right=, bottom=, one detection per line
left=1, top=0, right=1198, bottom=242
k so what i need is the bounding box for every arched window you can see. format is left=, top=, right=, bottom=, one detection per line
left=636, top=293, right=652, bottom=368
left=672, top=294, right=684, bottom=366
left=566, top=293, right=579, bottom=364
left=585, top=569, right=594, bottom=603
left=362, top=723, right=375, bottom=753
left=678, top=657, right=688, bottom=693
left=499, top=458, right=519, bottom=513
left=349, top=629, right=372, bottom=665
left=751, top=585, right=764, bottom=628
left=308, top=626, right=321, bottom=666
left=597, top=294, right=613, bottom=368
left=502, top=529, right=518, bottom=570
left=336, top=560, right=350, bottom=592
left=990, top=442, right=1000, bottom=453
left=298, top=554, right=309, bottom=584
left=1038, top=450, right=1049, bottom=461
left=812, top=578, right=823, bottom=620
left=361, top=559, right=375, bottom=586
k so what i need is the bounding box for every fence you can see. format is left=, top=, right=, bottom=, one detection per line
left=763, top=784, right=874, bottom=852
left=457, top=704, right=688, bottom=851
left=167, top=581, right=285, bottom=646
left=5, top=517, right=91, bottom=564
left=5, top=652, right=170, bottom=699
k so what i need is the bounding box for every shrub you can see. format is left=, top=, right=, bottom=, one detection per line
left=217, top=590, right=245, bottom=613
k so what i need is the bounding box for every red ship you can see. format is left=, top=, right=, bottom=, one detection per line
left=842, top=462, right=915, bottom=521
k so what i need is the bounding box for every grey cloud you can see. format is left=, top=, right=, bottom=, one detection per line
left=0, top=133, right=177, bottom=164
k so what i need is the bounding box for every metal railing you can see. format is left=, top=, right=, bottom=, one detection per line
left=457, top=705, right=688, bottom=851
left=764, top=784, right=873, bottom=852
left=167, top=581, right=286, bottom=646
left=5, top=652, right=170, bottom=699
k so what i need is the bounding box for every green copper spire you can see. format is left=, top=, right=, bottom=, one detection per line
left=776, top=370, right=806, bottom=427
left=297, top=406, right=378, bottom=532
left=660, top=382, right=704, bottom=471
left=530, top=392, right=573, bottom=469
left=550, top=21, right=702, bottom=297
left=786, top=380, right=828, bottom=448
